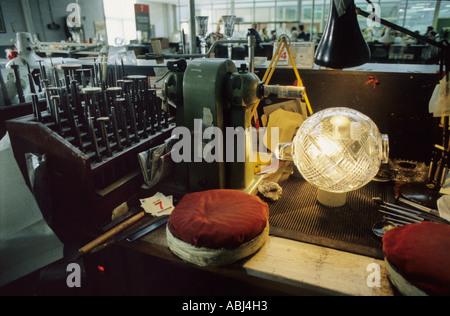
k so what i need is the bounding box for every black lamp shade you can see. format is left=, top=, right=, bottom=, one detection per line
left=314, top=0, right=370, bottom=69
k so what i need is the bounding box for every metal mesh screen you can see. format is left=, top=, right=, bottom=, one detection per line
left=268, top=175, right=391, bottom=259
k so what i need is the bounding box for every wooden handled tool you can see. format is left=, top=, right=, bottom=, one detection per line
left=78, top=210, right=145, bottom=255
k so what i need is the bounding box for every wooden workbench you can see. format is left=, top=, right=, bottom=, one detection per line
left=120, top=216, right=394, bottom=296
left=103, top=160, right=395, bottom=296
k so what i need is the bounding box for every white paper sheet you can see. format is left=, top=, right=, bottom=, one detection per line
left=0, top=134, right=64, bottom=287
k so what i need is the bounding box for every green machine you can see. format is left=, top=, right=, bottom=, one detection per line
left=164, top=58, right=304, bottom=192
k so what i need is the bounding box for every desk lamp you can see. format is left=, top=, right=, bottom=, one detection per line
left=315, top=0, right=450, bottom=70
left=277, top=107, right=389, bottom=207
left=314, top=0, right=370, bottom=69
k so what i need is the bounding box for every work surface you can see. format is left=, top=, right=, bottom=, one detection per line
left=130, top=221, right=393, bottom=296
left=109, top=158, right=396, bottom=296
left=120, top=165, right=395, bottom=296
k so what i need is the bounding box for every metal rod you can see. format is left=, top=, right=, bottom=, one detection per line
left=382, top=197, right=449, bottom=224
left=397, top=196, right=440, bottom=216
left=38, top=60, right=47, bottom=80
left=378, top=209, right=422, bottom=224
left=378, top=202, right=450, bottom=225
left=30, top=93, right=41, bottom=121
left=74, top=119, right=84, bottom=152
left=383, top=216, right=408, bottom=226
left=11, top=64, right=25, bottom=103
left=155, top=93, right=162, bottom=131
left=128, top=98, right=139, bottom=142
left=51, top=96, right=62, bottom=134
left=188, top=0, right=196, bottom=55
left=162, top=94, right=169, bottom=129
left=89, top=117, right=101, bottom=162
left=147, top=89, right=156, bottom=134
left=98, top=117, right=112, bottom=157
left=247, top=33, right=255, bottom=73
left=115, top=98, right=131, bottom=147
left=380, top=205, right=424, bottom=222
left=111, top=107, right=123, bottom=152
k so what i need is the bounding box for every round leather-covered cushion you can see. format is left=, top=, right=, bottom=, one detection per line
left=168, top=190, right=269, bottom=250
left=383, top=222, right=450, bottom=296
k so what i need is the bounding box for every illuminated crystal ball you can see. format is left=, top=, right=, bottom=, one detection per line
left=293, top=107, right=389, bottom=194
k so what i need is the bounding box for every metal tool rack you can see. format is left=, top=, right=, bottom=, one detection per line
left=6, top=63, right=174, bottom=229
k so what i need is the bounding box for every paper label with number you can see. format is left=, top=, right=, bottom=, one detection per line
left=140, top=192, right=174, bottom=217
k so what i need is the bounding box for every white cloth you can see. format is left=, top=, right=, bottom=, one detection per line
left=429, top=77, right=450, bottom=117
left=437, top=195, right=450, bottom=222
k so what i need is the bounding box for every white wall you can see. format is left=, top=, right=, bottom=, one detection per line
left=0, top=0, right=105, bottom=46
left=0, top=1, right=27, bottom=47
left=28, top=0, right=105, bottom=42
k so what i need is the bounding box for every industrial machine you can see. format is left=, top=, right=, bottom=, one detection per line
left=163, top=58, right=305, bottom=192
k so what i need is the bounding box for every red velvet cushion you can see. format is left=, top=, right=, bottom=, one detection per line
left=383, top=222, right=450, bottom=296
left=168, top=190, right=269, bottom=250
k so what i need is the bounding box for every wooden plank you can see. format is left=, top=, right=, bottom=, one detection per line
left=244, top=236, right=394, bottom=296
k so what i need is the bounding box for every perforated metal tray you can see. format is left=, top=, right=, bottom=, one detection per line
left=267, top=176, right=391, bottom=259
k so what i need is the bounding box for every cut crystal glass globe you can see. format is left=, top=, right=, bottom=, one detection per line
left=291, top=107, right=389, bottom=206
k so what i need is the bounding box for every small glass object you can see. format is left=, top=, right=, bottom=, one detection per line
left=277, top=107, right=389, bottom=207
left=195, top=16, right=209, bottom=55
left=222, top=15, right=236, bottom=60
